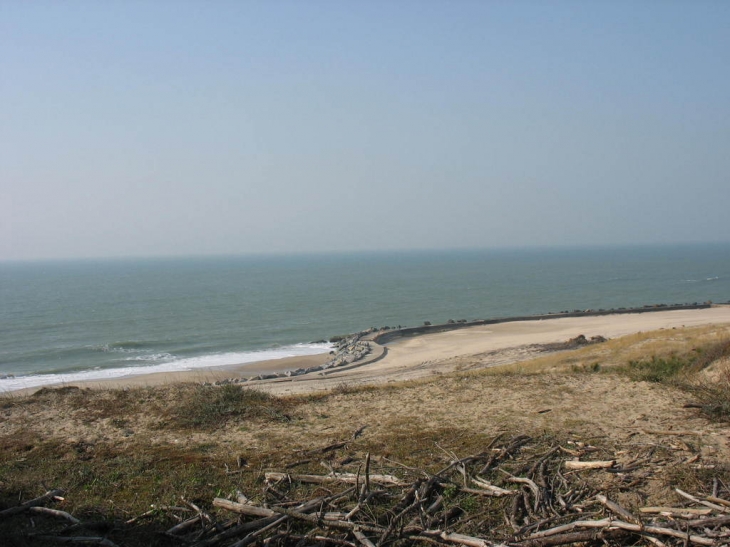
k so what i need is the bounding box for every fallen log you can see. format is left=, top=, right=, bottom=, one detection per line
left=470, top=477, right=514, bottom=496
left=213, top=499, right=277, bottom=518
left=352, top=528, right=376, bottom=547
left=289, top=534, right=358, bottom=547
left=506, top=477, right=541, bottom=511
left=462, top=487, right=515, bottom=497
left=595, top=494, right=641, bottom=524
left=513, top=529, right=626, bottom=547
left=265, top=471, right=404, bottom=486
left=420, top=529, right=505, bottom=547
left=675, top=487, right=730, bottom=512
left=564, top=460, right=615, bottom=470
left=706, top=495, right=730, bottom=507
left=192, top=516, right=281, bottom=547
left=524, top=517, right=716, bottom=546
left=31, top=536, right=119, bottom=547
left=0, top=489, right=65, bottom=518
left=29, top=506, right=81, bottom=524
left=166, top=515, right=202, bottom=535
left=267, top=505, right=386, bottom=535
left=639, top=506, right=714, bottom=516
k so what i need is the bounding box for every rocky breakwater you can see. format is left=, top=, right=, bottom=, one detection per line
left=322, top=334, right=372, bottom=371
left=210, top=334, right=373, bottom=386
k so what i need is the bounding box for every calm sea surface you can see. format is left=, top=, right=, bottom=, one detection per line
left=1, top=245, right=729, bottom=391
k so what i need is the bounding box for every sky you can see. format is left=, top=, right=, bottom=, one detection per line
left=2, top=1, right=729, bottom=261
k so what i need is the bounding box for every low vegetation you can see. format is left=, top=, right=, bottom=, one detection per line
left=611, top=338, right=730, bottom=422
left=2, top=326, right=730, bottom=545
left=169, top=384, right=292, bottom=428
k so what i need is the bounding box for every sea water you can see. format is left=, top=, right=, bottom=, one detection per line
left=1, top=244, right=728, bottom=391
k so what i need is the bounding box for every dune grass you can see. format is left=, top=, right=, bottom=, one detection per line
left=473, top=324, right=730, bottom=376
left=2, top=323, right=730, bottom=545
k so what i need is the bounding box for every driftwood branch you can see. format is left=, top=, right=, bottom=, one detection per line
left=0, top=489, right=65, bottom=518
left=32, top=536, right=119, bottom=547
left=564, top=460, right=615, bottom=470
left=29, top=505, right=81, bottom=524
left=265, top=471, right=404, bottom=486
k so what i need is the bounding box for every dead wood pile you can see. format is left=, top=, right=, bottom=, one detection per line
left=3, top=434, right=730, bottom=546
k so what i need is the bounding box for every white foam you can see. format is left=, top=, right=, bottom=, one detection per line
left=0, top=343, right=332, bottom=393
left=124, top=353, right=174, bottom=362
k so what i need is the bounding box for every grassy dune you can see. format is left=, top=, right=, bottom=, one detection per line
left=1, top=324, right=730, bottom=546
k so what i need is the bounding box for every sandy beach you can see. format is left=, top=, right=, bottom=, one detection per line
left=36, top=305, right=730, bottom=396
left=4, top=307, right=730, bottom=546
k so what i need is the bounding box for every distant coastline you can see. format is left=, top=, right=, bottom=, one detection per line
left=371, top=302, right=718, bottom=344
left=3, top=304, right=730, bottom=395
left=2, top=244, right=728, bottom=390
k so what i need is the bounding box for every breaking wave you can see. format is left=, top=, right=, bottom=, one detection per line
left=0, top=343, right=331, bottom=393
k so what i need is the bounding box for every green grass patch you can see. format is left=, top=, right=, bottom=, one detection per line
left=167, top=384, right=292, bottom=429
left=612, top=338, right=730, bottom=422
left=621, top=354, right=690, bottom=382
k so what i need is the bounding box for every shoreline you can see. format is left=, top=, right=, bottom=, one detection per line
left=4, top=304, right=729, bottom=396
left=371, top=302, right=716, bottom=344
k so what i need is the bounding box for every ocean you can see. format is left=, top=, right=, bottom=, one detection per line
left=1, top=244, right=728, bottom=392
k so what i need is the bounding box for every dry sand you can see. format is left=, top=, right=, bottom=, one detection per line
left=51, top=306, right=730, bottom=396
left=378, top=306, right=730, bottom=370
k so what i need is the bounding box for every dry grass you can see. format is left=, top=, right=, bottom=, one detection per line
left=2, top=325, right=730, bottom=545
left=474, top=323, right=730, bottom=376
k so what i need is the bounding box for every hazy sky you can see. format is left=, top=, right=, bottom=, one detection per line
left=2, top=1, right=729, bottom=260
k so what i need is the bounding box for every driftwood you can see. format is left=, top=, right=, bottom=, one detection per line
left=5, top=434, right=730, bottom=547
left=31, top=536, right=119, bottom=546
left=564, top=460, right=616, bottom=470
left=197, top=437, right=730, bottom=547
left=0, top=488, right=65, bottom=518
left=264, top=471, right=405, bottom=486
left=29, top=505, right=82, bottom=524
left=640, top=506, right=714, bottom=516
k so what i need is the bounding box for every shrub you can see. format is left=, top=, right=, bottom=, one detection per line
left=624, top=355, right=689, bottom=383
left=170, top=385, right=288, bottom=428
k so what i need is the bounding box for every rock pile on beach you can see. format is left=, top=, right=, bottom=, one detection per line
left=323, top=334, right=372, bottom=368
left=210, top=333, right=372, bottom=386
